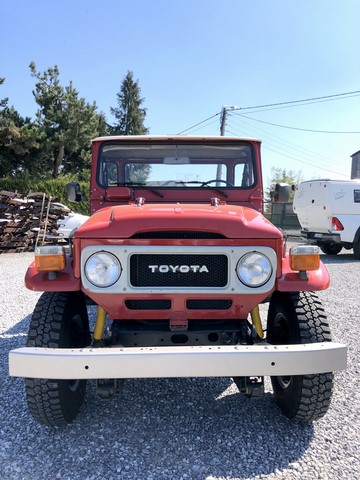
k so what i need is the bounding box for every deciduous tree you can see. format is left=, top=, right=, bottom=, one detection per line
left=264, top=167, right=303, bottom=214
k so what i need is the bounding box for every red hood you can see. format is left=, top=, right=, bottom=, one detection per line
left=75, top=203, right=282, bottom=239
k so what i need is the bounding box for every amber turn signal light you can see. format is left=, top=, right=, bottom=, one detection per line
left=35, top=246, right=66, bottom=272
left=289, top=245, right=320, bottom=271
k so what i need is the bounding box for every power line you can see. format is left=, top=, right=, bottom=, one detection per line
left=261, top=144, right=349, bottom=178
left=226, top=123, right=348, bottom=178
left=235, top=89, right=360, bottom=112
left=234, top=112, right=360, bottom=134
left=234, top=93, right=360, bottom=114
left=177, top=112, right=221, bottom=135
left=177, top=117, right=220, bottom=135
left=177, top=89, right=360, bottom=135
left=227, top=114, right=347, bottom=166
left=227, top=120, right=334, bottom=175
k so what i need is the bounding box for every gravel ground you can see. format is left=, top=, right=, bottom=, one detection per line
left=0, top=251, right=359, bottom=480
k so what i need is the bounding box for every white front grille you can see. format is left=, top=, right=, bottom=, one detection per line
left=81, top=245, right=277, bottom=295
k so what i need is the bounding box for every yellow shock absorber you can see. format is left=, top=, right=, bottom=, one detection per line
left=250, top=305, right=263, bottom=339
left=93, top=306, right=107, bottom=342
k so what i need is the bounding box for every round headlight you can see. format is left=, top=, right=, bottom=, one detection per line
left=85, top=252, right=121, bottom=287
left=237, top=252, right=272, bottom=287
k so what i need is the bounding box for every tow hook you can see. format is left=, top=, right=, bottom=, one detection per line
left=233, top=376, right=264, bottom=398
left=96, top=379, right=124, bottom=399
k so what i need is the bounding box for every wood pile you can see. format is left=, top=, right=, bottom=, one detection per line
left=0, top=190, right=71, bottom=253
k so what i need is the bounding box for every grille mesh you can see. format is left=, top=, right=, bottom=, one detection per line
left=186, top=299, right=233, bottom=310
left=130, top=254, right=228, bottom=287
left=125, top=299, right=171, bottom=310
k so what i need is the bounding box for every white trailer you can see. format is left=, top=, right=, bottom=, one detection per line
left=293, top=179, right=360, bottom=257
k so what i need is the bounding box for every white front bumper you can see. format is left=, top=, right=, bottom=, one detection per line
left=9, top=342, right=347, bottom=380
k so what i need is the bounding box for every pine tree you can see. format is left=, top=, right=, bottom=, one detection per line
left=0, top=77, right=8, bottom=108
left=110, top=71, right=148, bottom=135
left=30, top=62, right=108, bottom=177
left=0, top=77, right=45, bottom=177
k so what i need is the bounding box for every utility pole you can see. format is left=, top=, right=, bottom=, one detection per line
left=219, top=105, right=238, bottom=136
left=220, top=106, right=227, bottom=136
left=217, top=106, right=238, bottom=181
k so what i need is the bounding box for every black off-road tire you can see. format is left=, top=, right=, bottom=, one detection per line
left=320, top=243, right=342, bottom=255
left=353, top=240, right=360, bottom=259
left=25, top=291, right=90, bottom=427
left=267, top=291, right=334, bottom=421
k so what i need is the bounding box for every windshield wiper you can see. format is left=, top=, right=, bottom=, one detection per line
left=114, top=182, right=163, bottom=198
left=119, top=182, right=146, bottom=186
left=166, top=181, right=228, bottom=197
left=181, top=181, right=203, bottom=185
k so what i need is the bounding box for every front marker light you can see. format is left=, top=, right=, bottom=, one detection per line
left=85, top=251, right=122, bottom=287
left=237, top=252, right=272, bottom=287
left=290, top=245, right=320, bottom=271
left=35, top=245, right=66, bottom=272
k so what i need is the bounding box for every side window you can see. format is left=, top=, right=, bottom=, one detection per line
left=235, top=162, right=254, bottom=187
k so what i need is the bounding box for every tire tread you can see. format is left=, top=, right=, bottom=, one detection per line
left=25, top=292, right=88, bottom=427
left=268, top=291, right=334, bottom=421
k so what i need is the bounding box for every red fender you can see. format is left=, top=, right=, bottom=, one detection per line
left=276, top=255, right=330, bottom=292
left=25, top=258, right=80, bottom=292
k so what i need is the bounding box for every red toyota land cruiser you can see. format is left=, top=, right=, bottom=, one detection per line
left=9, top=136, right=347, bottom=426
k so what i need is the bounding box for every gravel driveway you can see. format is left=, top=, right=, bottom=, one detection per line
left=0, top=251, right=358, bottom=480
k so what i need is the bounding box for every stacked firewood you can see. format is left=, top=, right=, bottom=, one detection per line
left=0, top=191, right=71, bottom=253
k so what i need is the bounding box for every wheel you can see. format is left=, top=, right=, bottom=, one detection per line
left=353, top=240, right=360, bottom=259
left=201, top=179, right=234, bottom=187
left=320, top=243, right=342, bottom=255
left=25, top=291, right=91, bottom=427
left=267, top=291, right=334, bottom=421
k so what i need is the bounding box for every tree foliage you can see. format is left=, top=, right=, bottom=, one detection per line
left=0, top=66, right=151, bottom=206
left=268, top=167, right=302, bottom=199
left=111, top=71, right=148, bottom=135
left=109, top=71, right=150, bottom=182
left=30, top=62, right=107, bottom=177
left=0, top=78, right=45, bottom=177
left=1, top=66, right=152, bottom=203
left=0, top=77, right=8, bottom=108
left=264, top=167, right=303, bottom=214
left=0, top=65, right=111, bottom=181
left=0, top=175, right=89, bottom=214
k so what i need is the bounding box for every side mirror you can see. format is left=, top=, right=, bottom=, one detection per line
left=66, top=182, right=83, bottom=202
left=271, top=183, right=291, bottom=203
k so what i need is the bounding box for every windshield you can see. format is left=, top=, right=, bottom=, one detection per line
left=98, top=142, right=255, bottom=188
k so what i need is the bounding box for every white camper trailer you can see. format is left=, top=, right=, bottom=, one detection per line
left=293, top=179, right=360, bottom=258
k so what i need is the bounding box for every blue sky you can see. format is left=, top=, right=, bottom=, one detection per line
left=1, top=0, right=360, bottom=188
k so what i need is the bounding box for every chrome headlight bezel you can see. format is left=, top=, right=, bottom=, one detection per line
left=84, top=251, right=122, bottom=288
left=236, top=251, right=273, bottom=288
